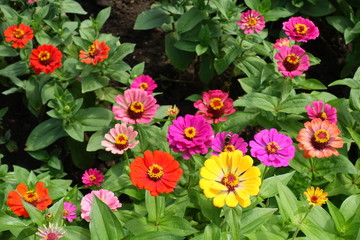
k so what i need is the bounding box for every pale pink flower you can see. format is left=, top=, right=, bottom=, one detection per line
left=82, top=168, right=105, bottom=188
left=36, top=223, right=66, bottom=240
left=282, top=17, right=319, bottom=42
left=101, top=123, right=139, bottom=154
left=63, top=202, right=77, bottom=222
left=273, top=38, right=290, bottom=50
left=130, top=75, right=157, bottom=95
left=237, top=10, right=265, bottom=34
left=305, top=101, right=337, bottom=124
left=274, top=45, right=310, bottom=78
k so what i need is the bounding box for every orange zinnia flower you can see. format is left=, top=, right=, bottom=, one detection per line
left=29, top=44, right=62, bottom=74
left=296, top=118, right=343, bottom=158
left=79, top=40, right=110, bottom=65
left=4, top=24, right=34, bottom=48
left=129, top=150, right=183, bottom=196
left=6, top=182, right=52, bottom=217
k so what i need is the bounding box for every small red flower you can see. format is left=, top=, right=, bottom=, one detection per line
left=79, top=40, right=110, bottom=65
left=30, top=44, right=62, bottom=74
left=4, top=24, right=34, bottom=48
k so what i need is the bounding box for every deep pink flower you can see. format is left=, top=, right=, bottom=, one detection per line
left=212, top=132, right=248, bottom=156
left=249, top=128, right=295, bottom=167
left=237, top=10, right=265, bottom=34
left=101, top=123, right=139, bottom=154
left=80, top=189, right=122, bottom=222
left=28, top=0, right=38, bottom=3
left=274, top=45, right=310, bottom=78
left=194, top=90, right=236, bottom=124
left=112, top=88, right=159, bottom=124
left=82, top=168, right=105, bottom=188
left=130, top=75, right=157, bottom=95
left=305, top=101, right=337, bottom=124
left=273, top=38, right=290, bottom=50
left=282, top=16, right=319, bottom=42
left=167, top=114, right=213, bottom=160
left=63, top=202, right=77, bottom=222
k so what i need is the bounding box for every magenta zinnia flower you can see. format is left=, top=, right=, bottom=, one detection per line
left=249, top=128, right=295, bottom=167
left=82, top=168, right=105, bottom=188
left=101, top=123, right=139, bottom=154
left=63, top=202, right=77, bottom=222
left=274, top=45, right=310, bottom=78
left=273, top=38, right=290, bottom=50
left=237, top=10, right=265, bottom=34
left=305, top=101, right=337, bottom=124
left=282, top=16, right=319, bottom=42
left=212, top=132, right=248, bottom=156
left=194, top=90, right=236, bottom=124
left=130, top=75, right=158, bottom=95
left=167, top=114, right=213, bottom=160
left=112, top=88, right=159, bottom=124
left=36, top=223, right=66, bottom=240
left=80, top=189, right=122, bottom=222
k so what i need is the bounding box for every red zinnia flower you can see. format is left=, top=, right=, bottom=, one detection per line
left=30, top=44, right=62, bottom=74
left=4, top=24, right=34, bottom=48
left=79, top=40, right=110, bottom=65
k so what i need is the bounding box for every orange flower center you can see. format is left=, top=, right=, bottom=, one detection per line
left=24, top=190, right=38, bottom=203
left=294, top=23, right=308, bottom=35
left=115, top=133, right=129, bottom=150
left=314, top=129, right=330, bottom=143
left=210, top=98, right=224, bottom=110
left=148, top=164, right=163, bottom=181
left=13, top=29, right=24, bottom=38
left=223, top=145, right=235, bottom=152
left=310, top=195, right=319, bottom=203
left=88, top=44, right=98, bottom=57
left=89, top=174, right=96, bottom=181
left=63, top=209, right=69, bottom=216
left=318, top=112, right=327, bottom=121
left=38, top=51, right=51, bottom=62
left=139, top=83, right=148, bottom=91
left=247, top=18, right=257, bottom=26
left=283, top=53, right=300, bottom=71
left=266, top=141, right=280, bottom=154
left=221, top=172, right=239, bottom=191
left=184, top=127, right=196, bottom=139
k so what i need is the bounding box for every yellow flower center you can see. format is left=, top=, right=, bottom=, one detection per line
left=88, top=44, right=97, bottom=57
left=314, top=129, right=330, bottom=143
left=139, top=82, right=148, bottom=91
left=38, top=51, right=50, bottom=61
left=167, top=105, right=180, bottom=117
left=24, top=190, right=38, bottom=203
left=221, top=172, right=239, bottom=191
left=247, top=18, right=257, bottom=26
left=129, top=101, right=144, bottom=113
left=295, top=23, right=308, bottom=35
left=184, top=127, right=196, bottom=139
left=89, top=174, right=96, bottom=181
left=286, top=54, right=299, bottom=65
left=148, top=164, right=163, bottom=181
left=209, top=98, right=224, bottom=110
left=266, top=141, right=280, bottom=154
left=116, top=134, right=128, bottom=145
left=63, top=209, right=69, bottom=216
left=13, top=29, right=24, bottom=38
left=319, top=112, right=327, bottom=120
left=223, top=145, right=235, bottom=152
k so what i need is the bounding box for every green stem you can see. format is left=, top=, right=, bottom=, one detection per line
left=135, top=122, right=144, bottom=152
left=261, top=165, right=269, bottom=183
left=292, top=206, right=313, bottom=240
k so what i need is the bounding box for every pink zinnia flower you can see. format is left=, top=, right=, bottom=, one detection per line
left=28, top=0, right=38, bottom=3
left=273, top=38, right=290, bottom=50
left=101, top=123, right=139, bottom=154
left=194, top=90, right=236, bottom=124
left=167, top=114, right=213, bottom=160
left=80, top=189, right=122, bottom=222
left=112, top=88, right=159, bottom=124
left=212, top=132, right=248, bottom=156
left=36, top=223, right=66, bottom=240
left=63, top=202, right=77, bottom=223
left=237, top=10, right=265, bottom=34
left=130, top=75, right=157, bottom=95
left=282, top=16, right=319, bottom=42
left=249, top=128, right=295, bottom=167
left=82, top=168, right=105, bottom=188
left=274, top=45, right=310, bottom=78
left=305, top=101, right=337, bottom=124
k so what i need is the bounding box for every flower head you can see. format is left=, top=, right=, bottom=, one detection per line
left=112, top=88, right=159, bottom=124
left=237, top=10, right=265, bottom=34
left=304, top=186, right=328, bottom=206
left=167, top=114, right=213, bottom=159
left=6, top=182, right=52, bottom=217
left=28, top=0, right=38, bottom=3
left=4, top=24, right=33, bottom=48
left=79, top=39, right=110, bottom=65
left=129, top=150, right=183, bottom=196
left=80, top=189, right=122, bottom=222
left=194, top=90, right=236, bottom=124
left=274, top=45, right=310, bottom=78
left=296, top=118, right=343, bottom=158
left=36, top=222, right=66, bottom=240
left=249, top=128, right=295, bottom=167
left=130, top=75, right=157, bottom=95
left=282, top=16, right=319, bottom=42
left=63, top=202, right=77, bottom=222
left=101, top=123, right=139, bottom=154
left=30, top=44, right=62, bottom=74
left=305, top=101, right=337, bottom=124
left=167, top=105, right=180, bottom=117
left=273, top=38, right=290, bottom=50
left=212, top=132, right=248, bottom=156
left=200, top=150, right=261, bottom=208
left=82, top=168, right=105, bottom=188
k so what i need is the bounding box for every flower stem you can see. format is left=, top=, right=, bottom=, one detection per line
left=292, top=206, right=313, bottom=239
left=261, top=165, right=269, bottom=183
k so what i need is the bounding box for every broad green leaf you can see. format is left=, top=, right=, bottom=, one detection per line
left=80, top=75, right=109, bottom=93
left=0, top=45, right=18, bottom=57
left=203, top=223, right=221, bottom=240
left=66, top=138, right=95, bottom=170
left=22, top=200, right=44, bottom=226
left=240, top=208, right=277, bottom=234
left=0, top=213, right=29, bottom=232
left=299, top=0, right=335, bottom=17
left=13, top=166, right=30, bottom=184
left=125, top=217, right=157, bottom=235
left=219, top=111, right=259, bottom=133
left=300, top=220, right=338, bottom=240
left=214, top=46, right=242, bottom=74
left=158, top=215, right=198, bottom=237
left=262, top=7, right=295, bottom=21
left=134, top=8, right=171, bottom=30
left=340, top=195, right=360, bottom=222
left=237, top=56, right=267, bottom=77
left=176, top=7, right=206, bottom=33
left=0, top=5, right=19, bottom=23
left=47, top=198, right=64, bottom=225
left=63, top=121, right=84, bottom=142
left=278, top=94, right=311, bottom=114
left=234, top=93, right=278, bottom=112
left=244, top=0, right=260, bottom=11
left=276, top=182, right=300, bottom=223
left=259, top=171, right=295, bottom=199
left=60, top=0, right=87, bottom=14
left=195, top=44, right=208, bottom=56
left=327, top=201, right=346, bottom=233
left=307, top=206, right=336, bottom=234
left=131, top=231, right=184, bottom=240
left=165, top=33, right=195, bottom=70
left=95, top=7, right=111, bottom=30
left=326, top=16, right=352, bottom=33
left=347, top=128, right=360, bottom=150
left=0, top=61, right=28, bottom=77
left=62, top=226, right=90, bottom=240
left=329, top=78, right=360, bottom=88
left=224, top=206, right=242, bottom=240
left=86, top=129, right=108, bottom=152
left=111, top=43, right=136, bottom=62
left=95, top=87, right=121, bottom=103
left=296, top=78, right=327, bottom=90
left=145, top=191, right=165, bottom=223
left=74, top=107, right=113, bottom=132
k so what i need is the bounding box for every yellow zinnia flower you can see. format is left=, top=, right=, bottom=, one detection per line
left=304, top=186, right=328, bottom=206
left=199, top=150, right=261, bottom=208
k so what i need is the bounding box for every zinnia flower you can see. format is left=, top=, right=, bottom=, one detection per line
left=129, top=150, right=183, bottom=196
left=28, top=0, right=38, bottom=3
left=167, top=114, right=214, bottom=159
left=237, top=10, right=265, bottom=34
left=82, top=168, right=105, bottom=188
left=199, top=150, right=261, bottom=208
left=305, top=101, right=337, bottom=124
left=63, top=202, right=77, bottom=222
left=273, top=38, right=290, bottom=50
left=130, top=75, right=158, bottom=95
left=112, top=88, right=159, bottom=124
left=167, top=105, right=180, bottom=117
left=249, top=128, right=295, bottom=167
left=274, top=45, right=310, bottom=78
left=36, top=223, right=66, bottom=240
left=212, top=132, right=248, bottom=156
left=101, top=123, right=139, bottom=154
left=80, top=189, right=122, bottom=222
left=304, top=186, right=328, bottom=206
left=3, top=24, right=33, bottom=48
left=6, top=182, right=52, bottom=217
left=282, top=16, right=319, bottom=42
left=194, top=90, right=236, bottom=124
left=79, top=39, right=110, bottom=65
left=29, top=44, right=62, bottom=74
left=296, top=118, right=343, bottom=158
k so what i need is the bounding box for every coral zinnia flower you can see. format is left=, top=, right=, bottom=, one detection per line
left=296, top=118, right=343, bottom=158
left=212, top=132, right=248, bottom=156
left=6, top=182, right=52, bottom=217
left=101, top=123, right=139, bottom=154
left=112, top=88, right=159, bottom=124
left=81, top=168, right=105, bottom=187
left=273, top=38, right=290, bottom=50
left=30, top=44, right=62, bottom=74
left=304, top=186, right=328, bottom=206
left=129, top=150, right=183, bottom=196
left=4, top=24, right=34, bottom=48
left=194, top=90, right=236, bottom=124
left=282, top=16, right=319, bottom=42
left=200, top=150, right=261, bottom=208
left=79, top=39, right=110, bottom=65
left=36, top=223, right=66, bottom=240
left=274, top=45, right=310, bottom=79
left=80, top=189, right=122, bottom=222
left=130, top=75, right=158, bottom=95
left=167, top=114, right=214, bottom=159
left=63, top=202, right=77, bottom=222
left=305, top=101, right=337, bottom=124
left=237, top=10, right=265, bottom=34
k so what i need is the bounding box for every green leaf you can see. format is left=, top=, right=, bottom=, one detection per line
left=74, top=107, right=113, bottom=132
left=0, top=61, right=28, bottom=77
left=296, top=78, right=327, bottom=90
left=158, top=215, right=198, bottom=237
left=307, top=206, right=336, bottom=234
left=87, top=129, right=108, bottom=152
left=63, top=121, right=84, bottom=142
left=0, top=45, right=18, bottom=57
left=240, top=208, right=277, bottom=234
left=145, top=191, right=165, bottom=223
left=244, top=0, right=261, bottom=11
left=176, top=7, right=206, bottom=33
left=95, top=7, right=111, bottom=30
left=340, top=195, right=360, bottom=222
left=326, top=16, right=352, bottom=34
left=22, top=200, right=44, bottom=226
left=347, top=128, right=360, bottom=150
left=134, top=8, right=171, bottom=30
left=0, top=5, right=19, bottom=24
left=203, top=223, right=221, bottom=240
left=276, top=182, right=300, bottom=223
left=0, top=213, right=29, bottom=232
left=66, top=138, right=95, bottom=170
left=329, top=78, right=360, bottom=88
left=81, top=75, right=109, bottom=93
left=219, top=111, right=259, bottom=133
left=224, top=206, right=242, bottom=240
left=278, top=94, right=311, bottom=114
left=259, top=171, right=295, bottom=199
left=131, top=231, right=184, bottom=240
left=195, top=44, right=208, bottom=56
left=234, top=93, right=278, bottom=112
left=300, top=220, right=338, bottom=240
left=61, top=0, right=87, bottom=15
left=47, top=198, right=64, bottom=225
left=125, top=217, right=157, bottom=235
left=327, top=201, right=346, bottom=234
left=165, top=33, right=195, bottom=70
left=62, top=226, right=90, bottom=240
left=13, top=166, right=30, bottom=184
left=299, top=0, right=335, bottom=17
left=214, top=46, right=242, bottom=74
